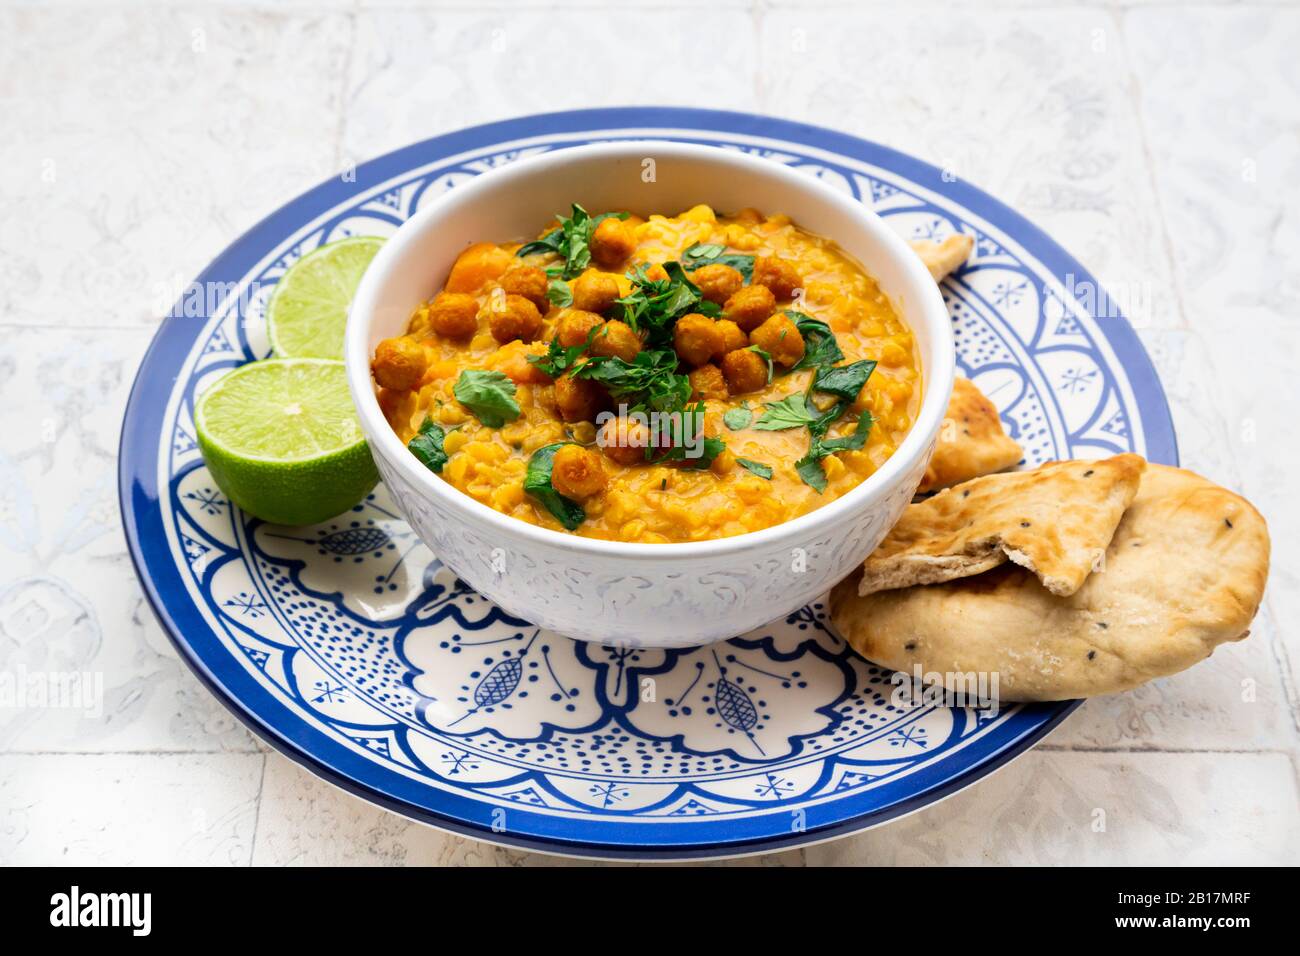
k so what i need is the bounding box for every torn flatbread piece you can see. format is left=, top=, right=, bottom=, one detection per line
left=832, top=464, right=1270, bottom=701
left=909, top=234, right=974, bottom=282
left=863, top=453, right=1145, bottom=597
left=919, top=377, right=1022, bottom=492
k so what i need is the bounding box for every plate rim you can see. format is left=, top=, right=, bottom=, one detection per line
left=118, top=106, right=1172, bottom=860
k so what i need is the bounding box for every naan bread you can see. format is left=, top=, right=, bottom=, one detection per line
left=919, top=377, right=1023, bottom=492
left=910, top=234, right=974, bottom=282
left=864, top=453, right=1145, bottom=597
left=832, top=465, right=1270, bottom=701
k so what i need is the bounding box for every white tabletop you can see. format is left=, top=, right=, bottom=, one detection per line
left=2, top=0, right=1296, bottom=866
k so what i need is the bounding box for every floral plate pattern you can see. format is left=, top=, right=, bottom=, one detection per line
left=120, top=108, right=1177, bottom=859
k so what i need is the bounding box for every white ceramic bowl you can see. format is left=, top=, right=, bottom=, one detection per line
left=346, top=141, right=953, bottom=647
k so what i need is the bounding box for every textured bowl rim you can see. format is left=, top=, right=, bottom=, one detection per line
left=345, top=140, right=954, bottom=560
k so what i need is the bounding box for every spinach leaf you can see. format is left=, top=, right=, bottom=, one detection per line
left=723, top=404, right=752, bottom=431
left=788, top=312, right=844, bottom=371
left=515, top=229, right=564, bottom=258
left=813, top=359, right=877, bottom=401
left=795, top=411, right=875, bottom=493
left=818, top=410, right=875, bottom=453
left=735, top=457, right=773, bottom=479
left=407, top=418, right=450, bottom=473
left=681, top=242, right=756, bottom=282
left=453, top=369, right=521, bottom=428
left=523, top=443, right=585, bottom=530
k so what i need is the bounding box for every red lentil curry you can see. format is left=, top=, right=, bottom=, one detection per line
left=371, top=203, right=921, bottom=543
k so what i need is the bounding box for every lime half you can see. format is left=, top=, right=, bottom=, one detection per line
left=266, top=236, right=384, bottom=360
left=195, top=358, right=378, bottom=526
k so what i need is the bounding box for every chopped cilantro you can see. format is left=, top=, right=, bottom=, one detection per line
left=615, top=261, right=719, bottom=346
left=546, top=278, right=573, bottom=308
left=572, top=348, right=691, bottom=414
left=794, top=455, right=829, bottom=493
left=515, top=205, right=629, bottom=280
left=753, top=393, right=823, bottom=431
left=453, top=370, right=520, bottom=428
left=736, top=457, right=773, bottom=479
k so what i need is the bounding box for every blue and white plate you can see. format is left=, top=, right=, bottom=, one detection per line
left=119, top=108, right=1177, bottom=860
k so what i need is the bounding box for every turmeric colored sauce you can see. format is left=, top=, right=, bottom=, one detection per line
left=374, top=204, right=921, bottom=543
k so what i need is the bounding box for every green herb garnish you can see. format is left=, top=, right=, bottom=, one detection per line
left=795, top=411, right=876, bottom=494
left=572, top=348, right=691, bottom=414
left=723, top=404, right=753, bottom=431
left=794, top=455, right=830, bottom=493
left=818, top=410, right=875, bottom=454
left=546, top=278, right=573, bottom=308
left=615, top=261, right=720, bottom=346
left=407, top=417, right=450, bottom=473
left=644, top=404, right=725, bottom=468
left=515, top=204, right=629, bottom=280
left=757, top=350, right=877, bottom=491
left=736, top=457, right=773, bottom=479
left=813, top=359, right=878, bottom=401
left=681, top=242, right=756, bottom=282
left=753, top=393, right=823, bottom=431
left=788, top=312, right=844, bottom=371
left=453, top=369, right=521, bottom=428
left=523, top=443, right=585, bottom=530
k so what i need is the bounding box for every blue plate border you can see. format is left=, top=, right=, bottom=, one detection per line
left=118, top=107, right=1174, bottom=859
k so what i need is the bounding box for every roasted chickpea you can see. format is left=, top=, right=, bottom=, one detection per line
left=572, top=271, right=620, bottom=314
left=715, top=319, right=748, bottom=358
left=752, top=255, right=803, bottom=300
left=748, top=313, right=806, bottom=367
left=642, top=263, right=669, bottom=282
left=489, top=293, right=543, bottom=343
left=371, top=337, right=427, bottom=392
left=550, top=445, right=608, bottom=499
left=673, top=313, right=724, bottom=367
left=426, top=292, right=479, bottom=339
left=692, top=263, right=744, bottom=305
left=554, top=373, right=604, bottom=422
left=556, top=309, right=605, bottom=348
left=722, top=284, right=776, bottom=332
left=688, top=363, right=729, bottom=402
left=721, top=348, right=769, bottom=395
left=598, top=416, right=652, bottom=467
left=499, top=265, right=549, bottom=311
left=590, top=320, right=641, bottom=363
left=590, top=217, right=637, bottom=268
left=487, top=340, right=552, bottom=385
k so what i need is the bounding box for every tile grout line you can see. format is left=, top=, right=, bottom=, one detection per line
left=247, top=751, right=269, bottom=866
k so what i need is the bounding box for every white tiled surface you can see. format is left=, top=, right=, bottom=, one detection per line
left=1, top=0, right=1296, bottom=866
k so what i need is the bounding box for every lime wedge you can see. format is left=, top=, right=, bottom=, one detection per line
left=266, top=236, right=384, bottom=360
left=195, top=358, right=378, bottom=526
